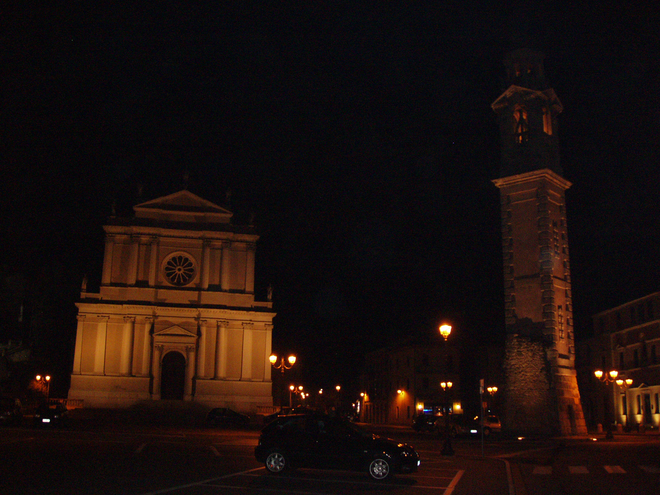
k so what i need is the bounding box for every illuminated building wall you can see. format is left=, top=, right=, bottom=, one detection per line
left=69, top=190, right=275, bottom=412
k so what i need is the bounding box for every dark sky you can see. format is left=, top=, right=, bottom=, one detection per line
left=2, top=2, right=660, bottom=388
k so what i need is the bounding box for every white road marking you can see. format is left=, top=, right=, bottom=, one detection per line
left=568, top=466, right=589, bottom=474
left=603, top=465, right=626, bottom=474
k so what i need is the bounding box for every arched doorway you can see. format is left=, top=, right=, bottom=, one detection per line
left=160, top=351, right=186, bottom=400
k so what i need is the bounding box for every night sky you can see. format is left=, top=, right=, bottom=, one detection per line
left=2, top=2, right=659, bottom=391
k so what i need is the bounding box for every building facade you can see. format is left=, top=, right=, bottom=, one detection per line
left=359, top=342, right=461, bottom=426
left=69, top=190, right=275, bottom=412
left=492, top=49, right=587, bottom=436
left=577, top=292, right=660, bottom=431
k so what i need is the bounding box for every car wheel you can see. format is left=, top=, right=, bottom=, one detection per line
left=368, top=457, right=392, bottom=480
left=265, top=450, right=288, bottom=474
left=483, top=427, right=491, bottom=436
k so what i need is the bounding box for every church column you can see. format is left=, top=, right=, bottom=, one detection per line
left=141, top=317, right=153, bottom=376
left=214, top=320, right=228, bottom=379
left=151, top=344, right=163, bottom=399
left=127, top=236, right=139, bottom=285
left=196, top=319, right=207, bottom=378
left=220, top=242, right=231, bottom=290
left=120, top=316, right=135, bottom=376
left=102, top=236, right=115, bottom=285
left=72, top=315, right=85, bottom=375
left=265, top=324, right=273, bottom=382
left=245, top=243, right=256, bottom=293
left=148, top=237, right=159, bottom=286
left=241, top=322, right=254, bottom=380
left=185, top=345, right=196, bottom=400
left=201, top=240, right=210, bottom=289
left=94, top=316, right=109, bottom=374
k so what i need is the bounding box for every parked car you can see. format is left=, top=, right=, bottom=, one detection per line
left=0, top=398, right=23, bottom=426
left=263, top=406, right=316, bottom=424
left=412, top=413, right=441, bottom=433
left=33, top=402, right=68, bottom=427
left=255, top=412, right=420, bottom=480
left=462, top=415, right=501, bottom=436
left=205, top=407, right=250, bottom=428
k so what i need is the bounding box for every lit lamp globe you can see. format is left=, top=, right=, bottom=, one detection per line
left=439, top=324, right=452, bottom=341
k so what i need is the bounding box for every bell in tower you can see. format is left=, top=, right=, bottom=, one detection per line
left=492, top=48, right=563, bottom=178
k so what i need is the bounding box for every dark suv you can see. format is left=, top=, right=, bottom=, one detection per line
left=255, top=412, right=420, bottom=480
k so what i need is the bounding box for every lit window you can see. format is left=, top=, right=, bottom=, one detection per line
left=543, top=107, right=553, bottom=135
left=513, top=105, right=529, bottom=144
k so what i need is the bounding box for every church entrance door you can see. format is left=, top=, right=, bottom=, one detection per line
left=161, top=351, right=186, bottom=400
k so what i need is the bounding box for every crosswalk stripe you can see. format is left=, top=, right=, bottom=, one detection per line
left=532, top=466, right=552, bottom=475
left=568, top=466, right=589, bottom=474
left=639, top=465, right=660, bottom=474
left=603, top=465, right=626, bottom=474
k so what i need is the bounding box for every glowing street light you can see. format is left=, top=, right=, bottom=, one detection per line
left=36, top=374, right=51, bottom=400
left=270, top=354, right=296, bottom=374
left=439, top=324, right=452, bottom=341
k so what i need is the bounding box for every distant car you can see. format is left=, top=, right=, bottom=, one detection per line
left=255, top=412, right=420, bottom=480
left=206, top=407, right=250, bottom=428
left=412, top=414, right=441, bottom=433
left=0, top=398, right=23, bottom=426
left=263, top=406, right=316, bottom=424
left=463, top=415, right=501, bottom=436
left=33, top=403, right=68, bottom=427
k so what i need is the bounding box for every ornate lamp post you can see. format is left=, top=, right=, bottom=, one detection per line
left=270, top=354, right=296, bottom=407
left=594, top=369, right=619, bottom=439
left=486, top=386, right=498, bottom=413
left=440, top=381, right=454, bottom=455
left=36, top=375, right=51, bottom=400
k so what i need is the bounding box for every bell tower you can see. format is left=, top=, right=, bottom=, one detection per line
left=492, top=48, right=587, bottom=436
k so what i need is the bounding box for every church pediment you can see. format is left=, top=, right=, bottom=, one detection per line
left=154, top=324, right=198, bottom=338
left=134, top=190, right=233, bottom=224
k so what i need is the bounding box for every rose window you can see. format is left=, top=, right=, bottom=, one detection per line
left=164, top=254, right=196, bottom=286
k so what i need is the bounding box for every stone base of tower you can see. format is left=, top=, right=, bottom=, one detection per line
left=503, top=336, right=587, bottom=436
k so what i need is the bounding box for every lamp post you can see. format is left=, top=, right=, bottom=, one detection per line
left=270, top=354, right=296, bottom=407
left=594, top=369, right=620, bottom=439
left=486, top=386, right=498, bottom=413
left=440, top=381, right=454, bottom=455
left=36, top=375, right=51, bottom=400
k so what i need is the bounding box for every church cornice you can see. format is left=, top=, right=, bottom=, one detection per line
left=491, top=85, right=562, bottom=114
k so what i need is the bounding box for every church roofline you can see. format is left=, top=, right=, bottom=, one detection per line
left=491, top=85, right=562, bottom=114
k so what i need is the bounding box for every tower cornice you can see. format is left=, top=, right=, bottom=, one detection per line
left=492, top=168, right=571, bottom=191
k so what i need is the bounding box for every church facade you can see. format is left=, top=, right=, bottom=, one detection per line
left=69, top=190, right=275, bottom=412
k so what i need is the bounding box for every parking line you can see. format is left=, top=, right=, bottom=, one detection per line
left=137, top=467, right=264, bottom=495
left=444, top=470, right=464, bottom=495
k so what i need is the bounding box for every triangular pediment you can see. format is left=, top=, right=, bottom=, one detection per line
left=154, top=324, right=198, bottom=338
left=134, top=190, right=233, bottom=224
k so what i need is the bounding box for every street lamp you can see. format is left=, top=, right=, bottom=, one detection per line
left=486, top=386, right=498, bottom=414
left=439, top=324, right=452, bottom=341
left=270, top=354, right=296, bottom=373
left=270, top=354, right=296, bottom=408
left=440, top=381, right=454, bottom=456
left=36, top=375, right=51, bottom=400
left=594, top=369, right=620, bottom=439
